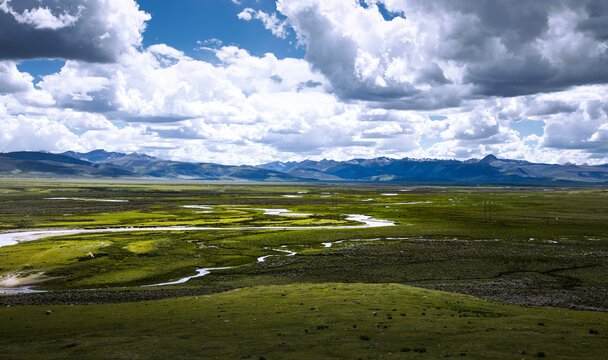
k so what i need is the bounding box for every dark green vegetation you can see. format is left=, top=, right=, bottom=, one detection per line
left=1, top=284, right=607, bottom=359
left=197, top=232, right=608, bottom=311
left=0, top=180, right=607, bottom=358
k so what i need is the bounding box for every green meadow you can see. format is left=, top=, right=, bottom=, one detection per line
left=2, top=283, right=608, bottom=360
left=0, top=179, right=607, bottom=358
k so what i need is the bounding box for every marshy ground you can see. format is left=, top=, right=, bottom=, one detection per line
left=0, top=179, right=607, bottom=358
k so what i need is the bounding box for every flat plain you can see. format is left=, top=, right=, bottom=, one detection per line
left=0, top=179, right=607, bottom=359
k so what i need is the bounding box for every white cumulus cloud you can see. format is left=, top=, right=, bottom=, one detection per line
left=238, top=8, right=289, bottom=39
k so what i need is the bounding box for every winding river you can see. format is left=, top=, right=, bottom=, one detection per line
left=0, top=214, right=394, bottom=294
left=0, top=214, right=393, bottom=248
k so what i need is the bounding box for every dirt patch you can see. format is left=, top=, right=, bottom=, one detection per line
left=0, top=272, right=46, bottom=288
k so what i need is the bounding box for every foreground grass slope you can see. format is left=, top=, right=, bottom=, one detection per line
left=1, top=283, right=607, bottom=360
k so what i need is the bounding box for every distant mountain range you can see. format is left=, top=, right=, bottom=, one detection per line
left=257, top=155, right=608, bottom=184
left=0, top=150, right=302, bottom=182
left=0, top=150, right=607, bottom=184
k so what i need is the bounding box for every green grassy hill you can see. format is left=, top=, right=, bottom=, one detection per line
left=1, top=283, right=606, bottom=359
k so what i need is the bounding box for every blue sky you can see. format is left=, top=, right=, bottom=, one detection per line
left=17, top=59, right=65, bottom=82
left=18, top=0, right=303, bottom=78
left=1, top=0, right=607, bottom=165
left=139, top=0, right=304, bottom=60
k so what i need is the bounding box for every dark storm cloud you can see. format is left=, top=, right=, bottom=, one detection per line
left=437, top=0, right=557, bottom=54
left=280, top=0, right=608, bottom=110
left=371, top=87, right=464, bottom=111
left=0, top=0, right=149, bottom=62
left=577, top=16, right=608, bottom=40
left=404, top=0, right=608, bottom=97
left=579, top=0, right=608, bottom=39
left=524, top=100, right=578, bottom=117
left=415, top=63, right=451, bottom=86
left=463, top=57, right=562, bottom=97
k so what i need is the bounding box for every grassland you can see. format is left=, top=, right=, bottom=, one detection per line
left=0, top=179, right=607, bottom=358
left=2, top=283, right=607, bottom=359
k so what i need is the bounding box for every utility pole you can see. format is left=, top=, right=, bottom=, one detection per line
left=484, top=200, right=487, bottom=222
left=483, top=200, right=493, bottom=223
left=489, top=201, right=492, bottom=223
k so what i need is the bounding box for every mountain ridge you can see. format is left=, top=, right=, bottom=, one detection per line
left=256, top=155, right=608, bottom=184
left=0, top=150, right=607, bottom=184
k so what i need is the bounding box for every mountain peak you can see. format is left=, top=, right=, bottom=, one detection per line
left=87, top=149, right=112, bottom=154
left=481, top=154, right=498, bottom=162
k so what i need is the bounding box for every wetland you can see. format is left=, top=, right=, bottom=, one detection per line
left=0, top=179, right=607, bottom=359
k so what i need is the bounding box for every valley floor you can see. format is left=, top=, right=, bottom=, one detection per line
left=0, top=180, right=607, bottom=358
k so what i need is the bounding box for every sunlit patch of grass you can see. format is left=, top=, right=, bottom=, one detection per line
left=0, top=229, right=284, bottom=289
left=123, top=239, right=166, bottom=254
left=30, top=206, right=356, bottom=229
left=0, top=238, right=109, bottom=277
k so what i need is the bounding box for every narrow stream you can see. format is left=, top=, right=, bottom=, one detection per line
left=322, top=238, right=382, bottom=248
left=0, top=214, right=394, bottom=294
left=146, top=248, right=299, bottom=288
left=142, top=267, right=234, bottom=287
left=0, top=238, right=386, bottom=294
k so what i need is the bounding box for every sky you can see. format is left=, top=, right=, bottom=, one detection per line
left=0, top=0, right=607, bottom=165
